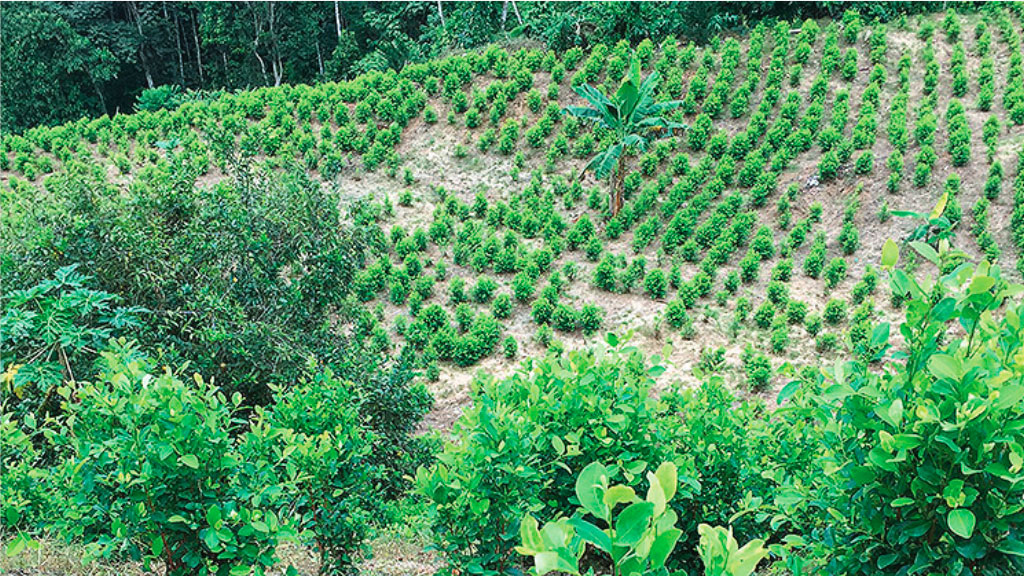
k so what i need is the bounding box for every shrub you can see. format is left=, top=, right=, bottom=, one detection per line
left=770, top=321, right=790, bottom=353
left=644, top=268, right=668, bottom=300
left=502, top=336, right=518, bottom=359
left=512, top=272, right=536, bottom=302
left=472, top=275, right=499, bottom=303
left=786, top=300, right=808, bottom=325
left=742, top=347, right=772, bottom=391
left=416, top=341, right=684, bottom=575
left=854, top=150, right=873, bottom=174
left=531, top=296, right=555, bottom=325
left=803, top=234, right=827, bottom=278
left=449, top=277, right=467, bottom=304
left=581, top=303, right=602, bottom=334
left=823, top=257, right=848, bottom=290
left=688, top=113, right=712, bottom=150
left=593, top=255, right=618, bottom=292
left=622, top=258, right=646, bottom=292
left=551, top=303, right=579, bottom=332
left=55, top=345, right=297, bottom=575
left=808, top=259, right=1024, bottom=574
left=814, top=332, right=837, bottom=352
left=823, top=298, right=847, bottom=325
left=753, top=301, right=776, bottom=330
left=492, top=293, right=513, bottom=319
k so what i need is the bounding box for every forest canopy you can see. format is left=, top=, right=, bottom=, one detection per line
left=1, top=1, right=950, bottom=132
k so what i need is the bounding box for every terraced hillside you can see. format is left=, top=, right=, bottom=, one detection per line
left=5, top=5, right=1024, bottom=576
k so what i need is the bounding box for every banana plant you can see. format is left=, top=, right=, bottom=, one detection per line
left=565, top=58, right=685, bottom=217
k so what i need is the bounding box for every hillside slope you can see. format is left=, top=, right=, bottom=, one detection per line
left=4, top=7, right=1024, bottom=431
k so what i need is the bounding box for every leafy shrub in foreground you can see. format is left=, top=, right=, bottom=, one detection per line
left=792, top=250, right=1024, bottom=575
left=55, top=343, right=297, bottom=575
left=416, top=338, right=683, bottom=576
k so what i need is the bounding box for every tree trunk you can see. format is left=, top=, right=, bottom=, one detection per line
left=334, top=0, right=342, bottom=39
left=192, top=11, right=204, bottom=84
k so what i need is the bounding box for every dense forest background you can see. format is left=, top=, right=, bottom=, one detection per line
left=2, top=1, right=951, bottom=133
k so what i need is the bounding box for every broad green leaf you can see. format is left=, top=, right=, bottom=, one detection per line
left=969, top=275, right=996, bottom=295
left=776, top=380, right=800, bottom=405
left=891, top=498, right=915, bottom=507
left=928, top=354, right=962, bottom=382
left=207, top=505, right=222, bottom=526
left=535, top=550, right=578, bottom=576
left=5, top=534, right=28, bottom=557
left=910, top=241, right=940, bottom=266
left=575, top=462, right=610, bottom=521
left=997, top=384, right=1024, bottom=410
left=230, top=566, right=251, bottom=576
left=648, top=528, right=682, bottom=568
left=603, top=485, right=637, bottom=508
left=881, top=239, right=899, bottom=269
left=646, top=472, right=667, bottom=515
left=568, top=517, right=611, bottom=553
left=654, top=461, right=677, bottom=503
left=151, top=535, right=164, bottom=556
left=179, top=454, right=199, bottom=469
left=520, top=515, right=543, bottom=553
left=887, top=399, right=904, bottom=429
left=996, top=538, right=1024, bottom=557
left=613, top=501, right=654, bottom=546
left=202, top=528, right=220, bottom=551
left=948, top=509, right=976, bottom=539
left=929, top=193, right=949, bottom=220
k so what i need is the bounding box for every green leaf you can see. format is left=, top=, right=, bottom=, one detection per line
left=534, top=550, right=579, bottom=576
left=5, top=533, right=28, bottom=557
left=520, top=515, right=543, bottom=553
left=568, top=517, right=612, bottom=553
left=997, top=384, right=1024, bottom=410
left=151, top=535, right=164, bottom=556
left=179, top=454, right=199, bottom=469
left=648, top=528, right=682, bottom=568
left=891, top=498, right=915, bottom=507
left=202, top=528, right=220, bottom=551
left=928, top=354, right=962, bottom=382
left=575, top=462, right=610, bottom=521
left=207, top=505, right=222, bottom=527
left=948, top=509, right=976, bottom=539
left=776, top=380, right=800, bottom=405
left=910, top=241, right=940, bottom=266
left=969, top=275, right=996, bottom=295
left=229, top=566, right=251, bottom=576
left=613, top=501, right=654, bottom=546
left=654, top=461, right=677, bottom=503
left=603, top=485, right=637, bottom=508
left=996, top=538, right=1024, bottom=556
left=887, top=399, right=904, bottom=429
left=881, top=239, right=899, bottom=269
left=929, top=193, right=949, bottom=220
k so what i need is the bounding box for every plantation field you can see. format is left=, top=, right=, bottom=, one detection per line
left=5, top=8, right=1024, bottom=423
left=4, top=4, right=1024, bottom=576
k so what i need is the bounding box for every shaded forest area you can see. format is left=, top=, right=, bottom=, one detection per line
left=1, top=1, right=949, bottom=132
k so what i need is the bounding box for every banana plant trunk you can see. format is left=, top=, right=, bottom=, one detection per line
left=611, top=158, right=625, bottom=217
